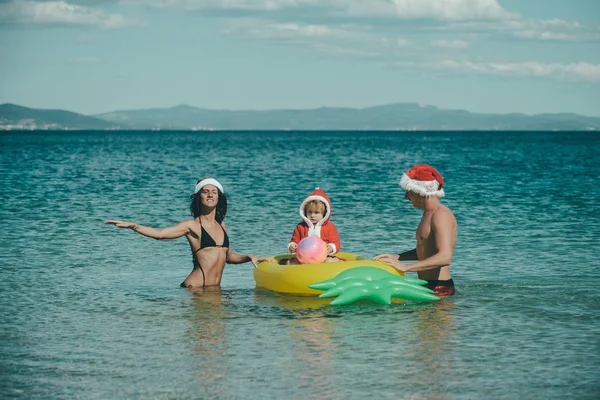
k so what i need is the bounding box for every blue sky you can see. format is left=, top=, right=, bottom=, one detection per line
left=1, top=0, right=599, bottom=116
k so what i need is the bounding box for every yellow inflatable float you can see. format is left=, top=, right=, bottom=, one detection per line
left=254, top=252, right=405, bottom=295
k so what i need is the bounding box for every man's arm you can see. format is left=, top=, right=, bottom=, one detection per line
left=399, top=249, right=417, bottom=261
left=373, top=249, right=417, bottom=264
left=400, top=210, right=455, bottom=272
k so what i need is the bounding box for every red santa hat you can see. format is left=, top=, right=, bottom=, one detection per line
left=400, top=164, right=445, bottom=198
left=299, top=188, right=332, bottom=227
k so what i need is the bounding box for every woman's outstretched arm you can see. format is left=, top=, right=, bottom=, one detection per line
left=105, top=220, right=192, bottom=240
left=225, top=249, right=273, bottom=267
left=219, top=222, right=273, bottom=266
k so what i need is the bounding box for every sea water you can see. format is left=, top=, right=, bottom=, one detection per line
left=1, top=131, right=598, bottom=399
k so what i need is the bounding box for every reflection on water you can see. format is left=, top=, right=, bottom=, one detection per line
left=416, top=300, right=457, bottom=366
left=411, top=300, right=458, bottom=398
left=1, top=131, right=599, bottom=398
left=287, top=314, right=337, bottom=397
left=253, top=290, right=333, bottom=310
left=251, top=289, right=462, bottom=399
left=186, top=287, right=229, bottom=395
left=251, top=291, right=341, bottom=398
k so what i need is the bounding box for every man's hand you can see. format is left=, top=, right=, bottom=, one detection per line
left=373, top=253, right=399, bottom=262
left=373, top=254, right=409, bottom=272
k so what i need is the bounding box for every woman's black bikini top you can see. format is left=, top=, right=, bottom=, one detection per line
left=192, top=222, right=230, bottom=260
left=199, top=223, right=229, bottom=249
left=188, top=222, right=230, bottom=287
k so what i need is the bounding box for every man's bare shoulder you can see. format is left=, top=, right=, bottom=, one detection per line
left=432, top=204, right=457, bottom=225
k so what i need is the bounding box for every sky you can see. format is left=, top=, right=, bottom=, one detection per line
left=1, top=0, right=599, bottom=116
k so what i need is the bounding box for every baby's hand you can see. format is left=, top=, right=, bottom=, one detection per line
left=289, top=243, right=298, bottom=253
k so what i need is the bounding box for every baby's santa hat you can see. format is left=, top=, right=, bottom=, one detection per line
left=400, top=164, right=445, bottom=198
left=300, top=188, right=332, bottom=227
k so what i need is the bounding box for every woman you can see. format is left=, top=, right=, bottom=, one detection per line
left=105, top=177, right=271, bottom=288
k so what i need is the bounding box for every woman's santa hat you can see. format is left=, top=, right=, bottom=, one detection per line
left=400, top=164, right=445, bottom=198
left=194, top=177, right=224, bottom=194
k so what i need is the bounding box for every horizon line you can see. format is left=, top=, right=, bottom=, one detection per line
left=2, top=102, right=600, bottom=119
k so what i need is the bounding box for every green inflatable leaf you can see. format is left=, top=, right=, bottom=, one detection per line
left=308, top=266, right=440, bottom=306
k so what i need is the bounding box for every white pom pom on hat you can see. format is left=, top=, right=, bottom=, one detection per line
left=399, top=164, right=445, bottom=198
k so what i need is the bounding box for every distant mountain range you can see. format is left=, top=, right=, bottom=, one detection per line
left=0, top=103, right=118, bottom=130
left=1, top=102, right=599, bottom=131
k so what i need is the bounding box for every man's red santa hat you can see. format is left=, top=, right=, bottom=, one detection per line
left=400, top=164, right=445, bottom=198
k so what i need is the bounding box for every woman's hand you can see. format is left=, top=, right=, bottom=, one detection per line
left=105, top=220, right=139, bottom=230
left=289, top=243, right=298, bottom=253
left=249, top=255, right=274, bottom=267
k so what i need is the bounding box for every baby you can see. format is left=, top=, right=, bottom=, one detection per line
left=288, top=188, right=341, bottom=262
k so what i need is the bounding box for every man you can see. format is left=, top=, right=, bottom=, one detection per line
left=374, top=164, right=457, bottom=296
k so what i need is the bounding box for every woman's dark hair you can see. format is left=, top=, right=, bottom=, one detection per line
left=190, top=189, right=228, bottom=223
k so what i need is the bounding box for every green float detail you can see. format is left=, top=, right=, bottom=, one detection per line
left=308, top=267, right=440, bottom=305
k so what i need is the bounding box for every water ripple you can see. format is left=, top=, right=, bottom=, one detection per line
left=1, top=131, right=599, bottom=399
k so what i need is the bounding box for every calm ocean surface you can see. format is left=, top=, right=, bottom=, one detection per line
left=1, top=131, right=599, bottom=399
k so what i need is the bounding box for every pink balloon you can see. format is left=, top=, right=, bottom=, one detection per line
left=296, top=236, right=328, bottom=264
